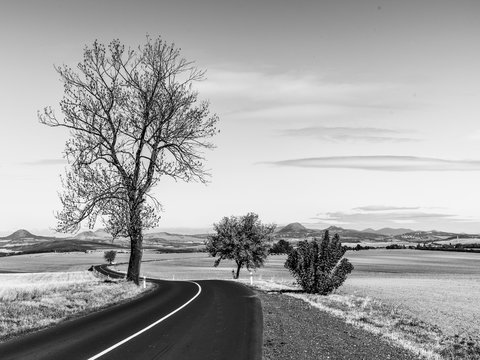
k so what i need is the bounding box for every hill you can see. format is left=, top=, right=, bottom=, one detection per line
left=275, top=223, right=324, bottom=239
left=323, top=226, right=387, bottom=243
left=394, top=230, right=466, bottom=242
left=74, top=229, right=113, bottom=241
left=0, top=228, right=210, bottom=254
left=362, top=228, right=414, bottom=236
left=6, top=239, right=125, bottom=253
left=275, top=223, right=387, bottom=243
left=1, top=229, right=51, bottom=240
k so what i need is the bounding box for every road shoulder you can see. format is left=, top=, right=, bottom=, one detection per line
left=259, top=290, right=421, bottom=360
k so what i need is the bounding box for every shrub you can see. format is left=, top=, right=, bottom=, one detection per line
left=269, top=239, right=294, bottom=254
left=284, top=230, right=353, bottom=294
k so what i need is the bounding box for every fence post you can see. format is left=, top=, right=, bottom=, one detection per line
left=249, top=270, right=253, bottom=286
left=143, top=275, right=146, bottom=289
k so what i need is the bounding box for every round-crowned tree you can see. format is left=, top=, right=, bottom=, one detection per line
left=205, top=213, right=276, bottom=279
left=104, top=250, right=117, bottom=265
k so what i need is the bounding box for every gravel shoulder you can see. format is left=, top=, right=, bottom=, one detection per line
left=259, top=290, right=422, bottom=360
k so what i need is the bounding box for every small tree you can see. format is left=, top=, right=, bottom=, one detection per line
left=104, top=250, right=117, bottom=265
left=269, top=239, right=294, bottom=255
left=285, top=230, right=353, bottom=294
left=205, top=213, right=276, bottom=279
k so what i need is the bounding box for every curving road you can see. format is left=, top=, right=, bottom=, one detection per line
left=0, top=266, right=263, bottom=360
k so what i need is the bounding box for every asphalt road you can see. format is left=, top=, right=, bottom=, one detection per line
left=0, top=266, right=263, bottom=360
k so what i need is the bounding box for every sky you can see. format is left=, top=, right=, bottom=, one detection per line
left=1, top=0, right=480, bottom=235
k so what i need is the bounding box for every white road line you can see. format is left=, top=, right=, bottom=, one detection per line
left=88, top=281, right=202, bottom=360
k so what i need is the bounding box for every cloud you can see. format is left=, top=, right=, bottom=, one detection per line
left=198, top=68, right=416, bottom=121
left=200, top=69, right=386, bottom=103
left=267, top=156, right=480, bottom=172
left=353, top=205, right=420, bottom=212
left=22, top=159, right=66, bottom=166
left=313, top=208, right=461, bottom=226
left=280, top=126, right=418, bottom=143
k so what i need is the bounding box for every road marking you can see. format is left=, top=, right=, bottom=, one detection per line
left=88, top=281, right=202, bottom=360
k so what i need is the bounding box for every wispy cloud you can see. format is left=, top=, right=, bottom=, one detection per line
left=21, top=159, right=66, bottom=166
left=280, top=126, right=418, bottom=143
left=313, top=208, right=461, bottom=226
left=353, top=205, right=420, bottom=212
left=198, top=68, right=416, bottom=121
left=267, top=156, right=480, bottom=172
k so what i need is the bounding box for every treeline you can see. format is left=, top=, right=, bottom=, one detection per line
left=385, top=244, right=416, bottom=250
left=415, top=243, right=480, bottom=253
left=349, top=244, right=376, bottom=251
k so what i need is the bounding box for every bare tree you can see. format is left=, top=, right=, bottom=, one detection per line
left=39, top=37, right=218, bottom=284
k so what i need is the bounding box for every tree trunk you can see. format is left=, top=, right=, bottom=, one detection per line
left=127, top=230, right=143, bottom=285
left=235, top=261, right=242, bottom=279
left=126, top=199, right=143, bottom=285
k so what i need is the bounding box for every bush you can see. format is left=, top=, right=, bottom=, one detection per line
left=284, top=230, right=353, bottom=294
left=269, top=239, right=294, bottom=254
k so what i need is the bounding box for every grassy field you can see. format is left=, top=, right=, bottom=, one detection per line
left=0, top=250, right=168, bottom=273
left=434, top=238, right=480, bottom=245
left=0, top=270, right=152, bottom=342
left=2, top=248, right=478, bottom=357
left=110, top=250, right=480, bottom=341
left=2, top=249, right=478, bottom=338
left=342, top=249, right=480, bottom=338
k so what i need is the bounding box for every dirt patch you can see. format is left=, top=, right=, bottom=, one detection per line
left=259, top=290, right=421, bottom=360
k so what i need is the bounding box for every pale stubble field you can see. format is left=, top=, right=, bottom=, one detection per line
left=114, top=249, right=480, bottom=338
left=1, top=249, right=479, bottom=338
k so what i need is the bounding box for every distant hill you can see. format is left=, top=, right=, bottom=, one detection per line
left=394, top=230, right=465, bottom=242
left=276, top=223, right=321, bottom=238
left=5, top=239, right=125, bottom=253
left=362, top=228, right=414, bottom=236
left=1, top=229, right=50, bottom=240
left=323, top=226, right=386, bottom=243
left=0, top=228, right=206, bottom=253
left=74, top=229, right=113, bottom=241
left=3, top=226, right=477, bottom=253
left=275, top=223, right=387, bottom=243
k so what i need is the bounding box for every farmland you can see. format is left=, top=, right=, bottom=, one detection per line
left=1, top=249, right=478, bottom=347
left=110, top=249, right=480, bottom=339
left=0, top=270, right=152, bottom=342
left=341, top=250, right=480, bottom=338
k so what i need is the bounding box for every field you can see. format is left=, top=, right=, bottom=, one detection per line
left=107, top=249, right=480, bottom=339
left=340, top=249, right=480, bottom=338
left=0, top=269, right=152, bottom=342
left=434, top=238, right=480, bottom=246
left=0, top=251, right=167, bottom=273
left=1, top=249, right=478, bottom=349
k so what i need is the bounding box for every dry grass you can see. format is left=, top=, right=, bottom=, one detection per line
left=342, top=249, right=480, bottom=340
left=287, top=292, right=442, bottom=359
left=248, top=279, right=480, bottom=359
left=3, top=250, right=479, bottom=358
left=0, top=271, right=153, bottom=342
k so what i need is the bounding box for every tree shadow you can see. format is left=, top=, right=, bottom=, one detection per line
left=265, top=289, right=305, bottom=294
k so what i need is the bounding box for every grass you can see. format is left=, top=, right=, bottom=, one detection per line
left=342, top=249, right=480, bottom=338
left=109, top=250, right=480, bottom=359
left=0, top=270, right=153, bottom=342
left=248, top=279, right=480, bottom=360
left=2, top=249, right=479, bottom=358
